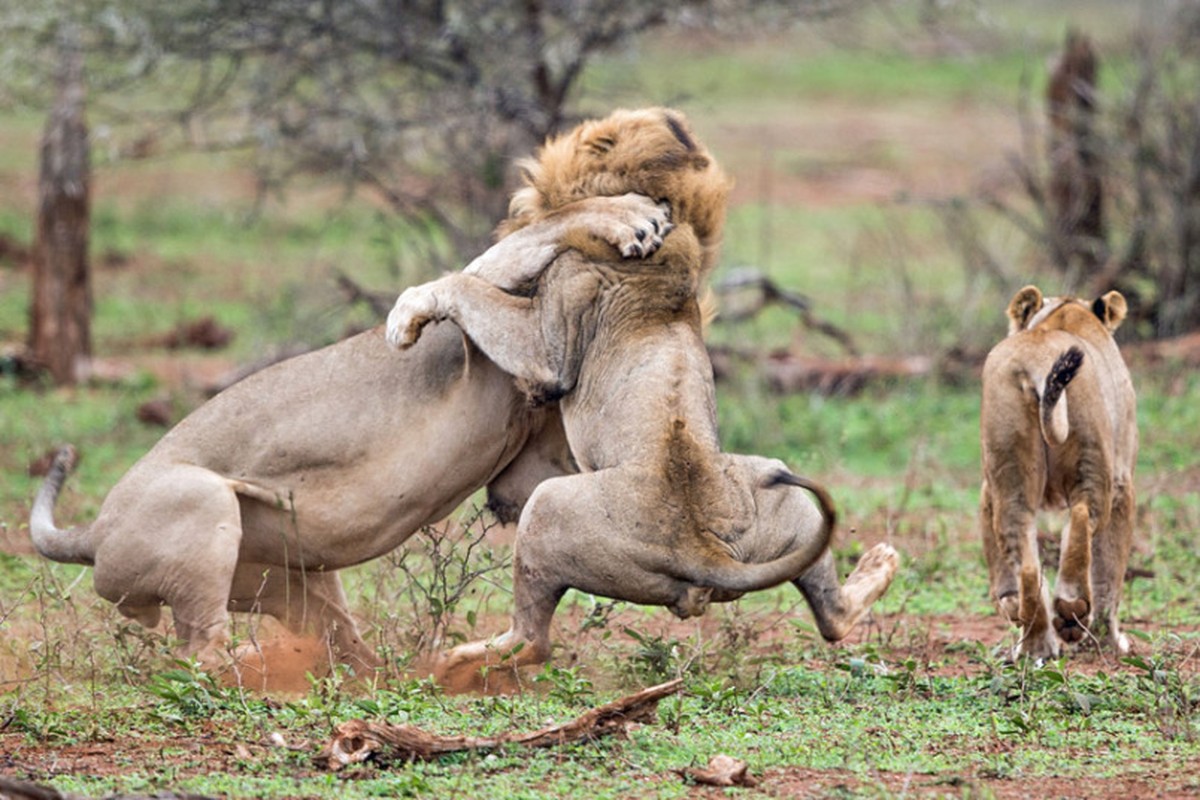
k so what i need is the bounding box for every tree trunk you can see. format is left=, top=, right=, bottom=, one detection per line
left=29, top=25, right=91, bottom=385
left=1046, top=30, right=1106, bottom=284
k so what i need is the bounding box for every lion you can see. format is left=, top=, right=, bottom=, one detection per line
left=29, top=193, right=673, bottom=673
left=979, top=285, right=1137, bottom=660
left=386, top=107, right=900, bottom=688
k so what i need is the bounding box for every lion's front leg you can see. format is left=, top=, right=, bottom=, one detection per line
left=465, top=193, right=671, bottom=287
left=385, top=281, right=445, bottom=349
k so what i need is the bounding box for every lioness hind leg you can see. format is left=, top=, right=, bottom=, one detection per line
left=989, top=492, right=1057, bottom=659
left=1015, top=564, right=1059, bottom=661
left=1090, top=481, right=1134, bottom=653
left=980, top=486, right=1019, bottom=623
left=792, top=545, right=899, bottom=642
left=1053, top=501, right=1094, bottom=644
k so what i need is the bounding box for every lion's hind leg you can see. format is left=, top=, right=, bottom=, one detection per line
left=989, top=487, right=1058, bottom=660
left=792, top=546, right=899, bottom=642
left=92, top=465, right=244, bottom=670
left=229, top=565, right=378, bottom=675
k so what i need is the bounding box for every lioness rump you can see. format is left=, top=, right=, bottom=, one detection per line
left=980, top=285, right=1137, bottom=659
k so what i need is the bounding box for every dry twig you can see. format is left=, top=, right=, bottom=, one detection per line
left=316, top=678, right=684, bottom=770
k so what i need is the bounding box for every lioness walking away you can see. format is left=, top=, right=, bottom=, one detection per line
left=980, top=285, right=1137, bottom=660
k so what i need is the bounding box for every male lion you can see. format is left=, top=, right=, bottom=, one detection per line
left=29, top=193, right=672, bottom=673
left=979, top=285, right=1137, bottom=660
left=387, top=107, right=900, bottom=687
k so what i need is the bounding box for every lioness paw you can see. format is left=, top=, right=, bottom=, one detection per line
left=1052, top=596, right=1092, bottom=644
left=385, top=285, right=440, bottom=349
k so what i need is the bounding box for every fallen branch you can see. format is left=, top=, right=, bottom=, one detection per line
left=316, top=678, right=684, bottom=770
left=335, top=270, right=394, bottom=319
left=713, top=268, right=859, bottom=356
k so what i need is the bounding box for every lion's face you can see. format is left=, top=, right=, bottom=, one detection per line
left=502, top=108, right=732, bottom=276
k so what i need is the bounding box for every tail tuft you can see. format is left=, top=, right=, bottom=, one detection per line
left=1041, top=347, right=1084, bottom=446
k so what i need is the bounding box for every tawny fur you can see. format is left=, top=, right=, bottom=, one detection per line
left=387, top=107, right=899, bottom=690
left=29, top=187, right=676, bottom=675
left=979, top=284, right=1137, bottom=660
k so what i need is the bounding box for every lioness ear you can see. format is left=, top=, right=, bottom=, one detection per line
left=1093, top=290, right=1128, bottom=333
left=1007, top=285, right=1044, bottom=333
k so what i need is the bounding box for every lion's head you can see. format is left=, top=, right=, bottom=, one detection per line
left=500, top=107, right=732, bottom=279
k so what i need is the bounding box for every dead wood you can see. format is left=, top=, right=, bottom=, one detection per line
left=335, top=270, right=394, bottom=319
left=762, top=352, right=933, bottom=396
left=675, top=754, right=758, bottom=787
left=713, top=268, right=859, bottom=356
left=316, top=678, right=683, bottom=770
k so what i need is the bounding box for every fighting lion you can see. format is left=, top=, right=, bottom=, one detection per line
left=979, top=285, right=1137, bottom=660
left=387, top=107, right=900, bottom=688
left=29, top=192, right=672, bottom=674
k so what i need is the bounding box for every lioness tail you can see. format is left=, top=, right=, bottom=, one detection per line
left=30, top=445, right=95, bottom=566
left=1040, top=346, right=1084, bottom=446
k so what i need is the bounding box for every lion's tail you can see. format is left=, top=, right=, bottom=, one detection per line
left=688, top=470, right=835, bottom=594
left=1039, top=346, right=1084, bottom=447
left=29, top=445, right=95, bottom=566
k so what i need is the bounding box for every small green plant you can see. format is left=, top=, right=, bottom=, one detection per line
left=376, top=507, right=510, bottom=656
left=621, top=626, right=684, bottom=682
left=533, top=664, right=595, bottom=706
left=146, top=659, right=239, bottom=723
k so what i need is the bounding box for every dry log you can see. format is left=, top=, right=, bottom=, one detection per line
left=763, top=352, right=933, bottom=396
left=317, top=678, right=683, bottom=770
left=675, top=754, right=758, bottom=787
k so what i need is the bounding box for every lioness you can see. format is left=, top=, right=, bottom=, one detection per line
left=387, top=107, right=900, bottom=687
left=29, top=194, right=673, bottom=672
left=979, top=285, right=1137, bottom=660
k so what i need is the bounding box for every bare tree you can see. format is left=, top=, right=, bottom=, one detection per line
left=28, top=25, right=92, bottom=385
left=3, top=1, right=860, bottom=271
left=1045, top=30, right=1105, bottom=280
left=953, top=11, right=1200, bottom=339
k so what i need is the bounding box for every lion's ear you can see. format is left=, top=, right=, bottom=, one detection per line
left=584, top=134, right=616, bottom=156
left=1093, top=290, right=1128, bottom=333
left=1007, top=285, right=1044, bottom=333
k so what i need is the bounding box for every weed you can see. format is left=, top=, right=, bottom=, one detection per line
left=146, top=660, right=239, bottom=723
left=356, top=505, right=510, bottom=665
left=620, top=626, right=684, bottom=683
left=533, top=664, right=596, bottom=706
left=1123, top=648, right=1198, bottom=741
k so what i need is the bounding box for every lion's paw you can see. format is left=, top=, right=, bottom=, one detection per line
left=599, top=194, right=673, bottom=259
left=385, top=285, right=440, bottom=349
left=844, top=543, right=900, bottom=607
left=1012, top=626, right=1060, bottom=662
